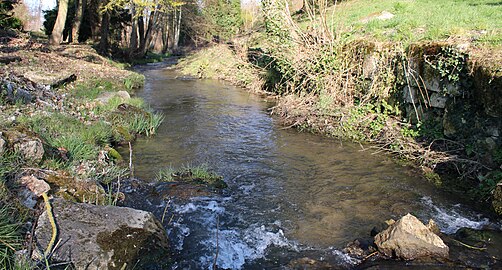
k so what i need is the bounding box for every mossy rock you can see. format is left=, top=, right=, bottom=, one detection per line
left=45, top=172, right=106, bottom=204
left=107, top=147, right=123, bottom=162
left=493, top=183, right=502, bottom=216
left=112, top=126, right=135, bottom=143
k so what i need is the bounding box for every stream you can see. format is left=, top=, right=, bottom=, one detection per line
left=123, top=62, right=500, bottom=269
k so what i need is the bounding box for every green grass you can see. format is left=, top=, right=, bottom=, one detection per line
left=321, top=0, right=502, bottom=45
left=130, top=52, right=171, bottom=66
left=0, top=200, right=21, bottom=270
left=177, top=45, right=262, bottom=89
left=71, top=73, right=145, bottom=100
left=18, top=113, right=110, bottom=164
left=157, top=164, right=227, bottom=188
left=127, top=113, right=164, bottom=137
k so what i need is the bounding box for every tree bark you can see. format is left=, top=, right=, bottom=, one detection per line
left=173, top=7, right=181, bottom=50
left=138, top=16, right=145, bottom=52
left=50, top=0, right=69, bottom=45
left=99, top=10, right=110, bottom=54
left=71, top=0, right=86, bottom=43
left=129, top=3, right=138, bottom=56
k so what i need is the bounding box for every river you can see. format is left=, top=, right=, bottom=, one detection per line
left=123, top=62, right=498, bottom=269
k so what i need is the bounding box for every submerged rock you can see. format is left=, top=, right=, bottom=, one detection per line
left=374, top=213, right=449, bottom=260
left=34, top=198, right=171, bottom=269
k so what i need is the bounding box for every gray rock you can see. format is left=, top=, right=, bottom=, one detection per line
left=16, top=175, right=50, bottom=208
left=34, top=199, right=171, bottom=269
left=3, top=130, right=44, bottom=163
left=374, top=213, right=449, bottom=260
left=403, top=85, right=419, bottom=104
left=14, top=139, right=44, bottom=163
left=363, top=54, right=378, bottom=79
left=429, top=93, right=448, bottom=108
left=96, top=91, right=131, bottom=104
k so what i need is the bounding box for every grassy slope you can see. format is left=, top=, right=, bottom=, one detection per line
left=318, top=0, right=502, bottom=46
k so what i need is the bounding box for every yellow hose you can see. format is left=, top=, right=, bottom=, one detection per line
left=41, top=192, right=57, bottom=258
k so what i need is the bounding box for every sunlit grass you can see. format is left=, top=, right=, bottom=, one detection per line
left=320, top=0, right=502, bottom=45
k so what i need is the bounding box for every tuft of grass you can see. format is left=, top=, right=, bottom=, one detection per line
left=0, top=151, right=24, bottom=181
left=18, top=113, right=110, bottom=164
left=0, top=204, right=21, bottom=270
left=127, top=112, right=164, bottom=137
left=123, top=73, right=146, bottom=90
left=157, top=164, right=227, bottom=188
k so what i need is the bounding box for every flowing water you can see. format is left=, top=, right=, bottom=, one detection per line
left=124, top=62, right=500, bottom=269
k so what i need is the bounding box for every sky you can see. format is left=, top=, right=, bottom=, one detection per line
left=23, top=0, right=57, bottom=12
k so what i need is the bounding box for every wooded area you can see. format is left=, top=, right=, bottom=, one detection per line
left=40, top=0, right=245, bottom=57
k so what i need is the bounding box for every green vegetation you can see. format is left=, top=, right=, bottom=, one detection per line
left=0, top=204, right=21, bottom=269
left=177, top=0, right=502, bottom=213
left=0, top=0, right=23, bottom=30
left=178, top=45, right=263, bottom=90
left=323, top=0, right=502, bottom=45
left=157, top=164, right=227, bottom=189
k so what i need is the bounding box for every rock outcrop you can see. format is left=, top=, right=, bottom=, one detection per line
left=15, top=175, right=50, bottom=208
left=34, top=198, right=171, bottom=269
left=2, top=129, right=44, bottom=163
left=374, top=214, right=449, bottom=260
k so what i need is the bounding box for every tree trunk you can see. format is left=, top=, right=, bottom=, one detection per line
left=50, top=0, right=69, bottom=45
left=173, top=7, right=181, bottom=50
left=139, top=4, right=161, bottom=55
left=138, top=16, right=145, bottom=52
left=129, top=3, right=138, bottom=56
left=71, top=0, right=86, bottom=43
left=99, top=10, right=110, bottom=54
left=161, top=13, right=170, bottom=54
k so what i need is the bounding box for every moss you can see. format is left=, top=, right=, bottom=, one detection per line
left=492, top=183, right=502, bottom=216
left=112, top=126, right=135, bottom=143
left=97, top=225, right=171, bottom=270
left=46, top=173, right=106, bottom=204
left=424, top=170, right=442, bottom=187
left=107, top=147, right=123, bottom=162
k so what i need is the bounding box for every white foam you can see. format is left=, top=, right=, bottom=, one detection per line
left=172, top=199, right=302, bottom=269
left=332, top=249, right=361, bottom=265
left=421, top=196, right=493, bottom=234
left=200, top=224, right=297, bottom=269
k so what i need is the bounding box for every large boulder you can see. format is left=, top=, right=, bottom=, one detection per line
left=34, top=199, right=171, bottom=269
left=374, top=214, right=449, bottom=260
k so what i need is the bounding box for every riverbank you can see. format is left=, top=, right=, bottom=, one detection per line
left=0, top=33, right=166, bottom=268
left=175, top=3, right=502, bottom=216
